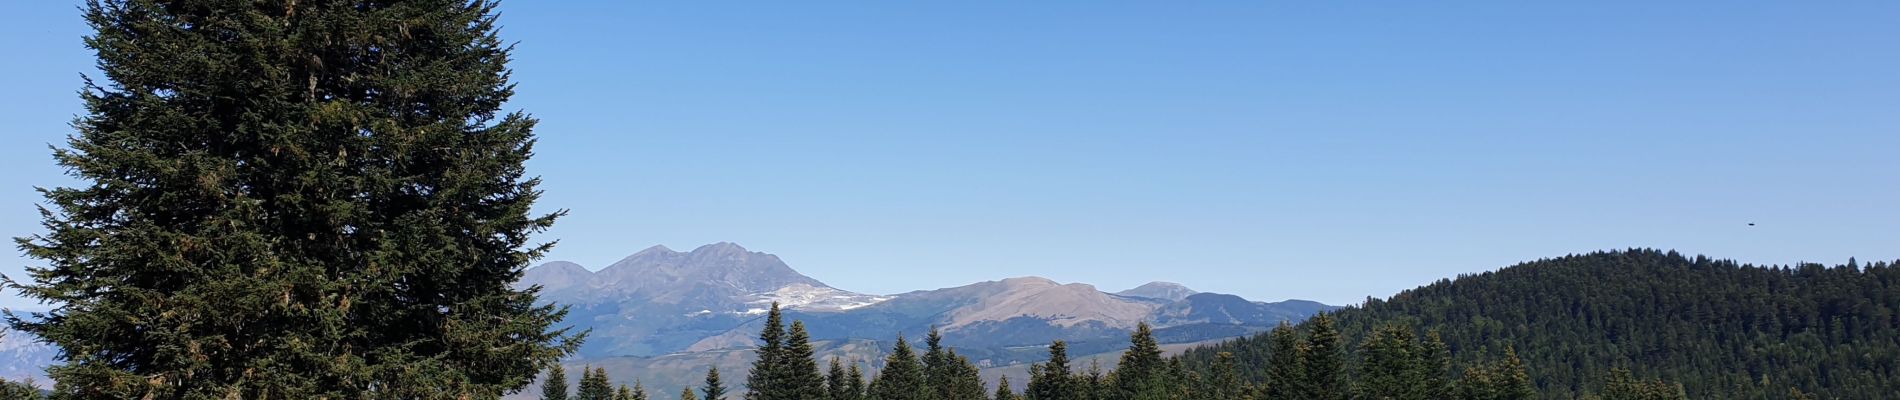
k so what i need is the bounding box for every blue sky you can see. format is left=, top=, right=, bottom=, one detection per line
left=2, top=1, right=1897, bottom=307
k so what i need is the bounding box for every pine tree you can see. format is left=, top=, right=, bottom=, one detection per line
left=1456, top=365, right=1499, bottom=400
left=1082, top=360, right=1108, bottom=400
left=923, top=327, right=953, bottom=400
left=1026, top=341, right=1079, bottom=400
left=1298, top=314, right=1346, bottom=400
left=546, top=366, right=572, bottom=400
left=6, top=1, right=579, bottom=398
left=1204, top=352, right=1248, bottom=400
left=0, top=379, right=41, bottom=400
left=579, top=367, right=616, bottom=400
left=869, top=335, right=927, bottom=400
left=995, top=376, right=1020, bottom=400
left=626, top=381, right=650, bottom=400
left=746, top=303, right=787, bottom=400
left=1358, top=324, right=1419, bottom=400
left=1415, top=331, right=1453, bottom=400
left=1262, top=322, right=1303, bottom=400
left=1111, top=322, right=1167, bottom=400
left=681, top=387, right=701, bottom=400
left=1493, top=347, right=1535, bottom=400
left=827, top=357, right=854, bottom=400
left=779, top=321, right=828, bottom=399
left=945, top=351, right=988, bottom=400
left=703, top=367, right=730, bottom=400
left=846, top=362, right=868, bottom=400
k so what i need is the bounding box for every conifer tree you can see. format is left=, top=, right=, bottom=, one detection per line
left=779, top=321, right=827, bottom=399
left=1416, top=331, right=1453, bottom=400
left=1262, top=322, right=1303, bottom=400
left=923, top=327, right=953, bottom=399
left=703, top=367, right=730, bottom=400
left=746, top=303, right=787, bottom=400
left=1026, top=341, right=1080, bottom=400
left=0, top=379, right=37, bottom=400
left=6, top=0, right=579, bottom=398
left=869, top=335, right=927, bottom=400
left=1493, top=347, right=1535, bottom=400
left=1298, top=314, right=1346, bottom=400
left=1082, top=359, right=1108, bottom=400
left=1358, top=324, right=1418, bottom=400
left=846, top=362, right=868, bottom=400
left=1205, top=352, right=1248, bottom=400
left=826, top=357, right=854, bottom=400
left=681, top=387, right=700, bottom=400
left=621, top=381, right=648, bottom=400
left=1111, top=323, right=1167, bottom=399
left=1456, top=364, right=1499, bottom=400
left=546, top=366, right=572, bottom=400
left=945, top=351, right=988, bottom=400
left=1166, top=357, right=1199, bottom=399
left=579, top=367, right=615, bottom=400
left=995, top=376, right=1020, bottom=400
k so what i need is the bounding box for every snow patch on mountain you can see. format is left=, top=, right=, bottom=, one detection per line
left=742, top=282, right=891, bottom=313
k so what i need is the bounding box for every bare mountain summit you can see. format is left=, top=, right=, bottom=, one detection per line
left=1115, top=281, right=1200, bottom=302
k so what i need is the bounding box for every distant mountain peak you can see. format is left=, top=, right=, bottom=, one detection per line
left=694, top=242, right=749, bottom=253
left=1115, top=281, right=1200, bottom=302
left=998, top=276, right=1059, bottom=286
left=633, top=244, right=675, bottom=256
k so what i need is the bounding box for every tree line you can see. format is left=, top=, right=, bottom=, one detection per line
left=1182, top=249, right=1896, bottom=399
left=537, top=303, right=1619, bottom=400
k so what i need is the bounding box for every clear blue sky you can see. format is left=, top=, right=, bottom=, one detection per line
left=3, top=1, right=1897, bottom=308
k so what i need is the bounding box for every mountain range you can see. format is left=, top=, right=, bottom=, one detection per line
left=510, top=242, right=1334, bottom=396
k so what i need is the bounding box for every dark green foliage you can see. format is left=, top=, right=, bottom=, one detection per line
left=1025, top=341, right=1079, bottom=400
left=579, top=366, right=615, bottom=400
left=1182, top=250, right=1900, bottom=399
left=826, top=357, right=856, bottom=400
left=995, top=376, right=1019, bottom=400
left=8, top=0, right=580, bottom=397
left=545, top=366, right=571, bottom=400
left=869, top=334, right=927, bottom=400
left=1261, top=322, right=1303, bottom=400
left=1109, top=322, right=1167, bottom=399
left=1202, top=352, right=1250, bottom=400
left=1417, top=331, right=1453, bottom=399
left=681, top=387, right=700, bottom=400
left=920, top=327, right=985, bottom=400
left=1298, top=314, right=1347, bottom=400
left=1598, top=368, right=1687, bottom=400
left=1454, top=347, right=1534, bottom=400
left=846, top=363, right=868, bottom=400
left=746, top=303, right=787, bottom=400
left=0, top=379, right=40, bottom=400
left=702, top=367, right=730, bottom=400
left=614, top=382, right=646, bottom=400
left=922, top=327, right=953, bottom=400
left=944, top=351, right=987, bottom=400
left=780, top=321, right=828, bottom=399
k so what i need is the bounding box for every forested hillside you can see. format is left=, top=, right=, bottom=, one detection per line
left=1180, top=249, right=1900, bottom=399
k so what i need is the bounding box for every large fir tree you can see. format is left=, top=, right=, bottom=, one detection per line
left=1262, top=322, right=1303, bottom=400
left=702, top=367, right=730, bottom=400
left=745, top=303, right=786, bottom=400
left=1298, top=314, right=1347, bottom=400
left=778, top=321, right=827, bottom=399
left=1025, top=341, right=1079, bottom=400
left=578, top=366, right=614, bottom=400
left=868, top=335, right=926, bottom=400
left=7, top=0, right=578, bottom=398
left=545, top=366, right=571, bottom=400
left=825, top=357, right=855, bottom=400
left=1110, top=322, right=1167, bottom=399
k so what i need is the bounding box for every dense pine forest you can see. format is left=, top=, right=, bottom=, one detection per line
left=1181, top=249, right=1898, bottom=399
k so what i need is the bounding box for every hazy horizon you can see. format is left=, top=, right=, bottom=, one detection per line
left=5, top=1, right=1898, bottom=309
